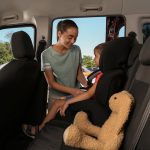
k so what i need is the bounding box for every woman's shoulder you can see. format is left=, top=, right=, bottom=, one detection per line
left=71, top=45, right=81, bottom=53
left=72, top=44, right=80, bottom=50
left=41, top=46, right=52, bottom=55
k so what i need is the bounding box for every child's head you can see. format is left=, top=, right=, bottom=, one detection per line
left=57, top=20, right=78, bottom=49
left=94, top=43, right=106, bottom=67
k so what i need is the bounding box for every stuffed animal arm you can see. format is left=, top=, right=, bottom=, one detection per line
left=63, top=90, right=134, bottom=150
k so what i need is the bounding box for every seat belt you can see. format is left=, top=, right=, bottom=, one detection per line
left=128, top=97, right=150, bottom=150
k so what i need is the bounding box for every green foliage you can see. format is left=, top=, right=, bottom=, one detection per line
left=82, top=55, right=95, bottom=68
left=0, top=42, right=13, bottom=64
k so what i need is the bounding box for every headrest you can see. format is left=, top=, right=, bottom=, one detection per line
left=139, top=36, right=150, bottom=65
left=127, top=39, right=142, bottom=67
left=100, top=37, right=133, bottom=72
left=11, top=31, right=35, bottom=59
left=36, top=37, right=47, bottom=63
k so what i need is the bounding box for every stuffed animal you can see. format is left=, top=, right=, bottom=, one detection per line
left=63, top=90, right=134, bottom=150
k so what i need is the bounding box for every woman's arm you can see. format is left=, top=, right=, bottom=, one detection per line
left=44, top=69, right=83, bottom=96
left=77, top=64, right=88, bottom=87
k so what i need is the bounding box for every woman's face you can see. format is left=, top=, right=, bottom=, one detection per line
left=58, top=27, right=78, bottom=49
left=94, top=49, right=101, bottom=67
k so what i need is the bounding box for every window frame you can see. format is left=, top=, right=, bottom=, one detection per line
left=142, top=22, right=150, bottom=43
left=0, top=23, right=37, bottom=51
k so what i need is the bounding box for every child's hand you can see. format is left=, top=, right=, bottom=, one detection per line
left=59, top=102, right=69, bottom=116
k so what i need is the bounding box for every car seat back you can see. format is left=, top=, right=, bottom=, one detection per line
left=122, top=36, right=150, bottom=149
left=0, top=31, right=40, bottom=145
left=124, top=38, right=142, bottom=89
left=95, top=37, right=133, bottom=107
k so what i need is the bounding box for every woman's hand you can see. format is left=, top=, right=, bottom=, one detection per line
left=59, top=101, right=70, bottom=116
left=71, top=88, right=84, bottom=96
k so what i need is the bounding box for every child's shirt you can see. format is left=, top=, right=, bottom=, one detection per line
left=95, top=71, right=103, bottom=83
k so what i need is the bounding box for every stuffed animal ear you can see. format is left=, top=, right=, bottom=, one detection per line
left=121, top=90, right=134, bottom=103
left=121, top=90, right=134, bottom=114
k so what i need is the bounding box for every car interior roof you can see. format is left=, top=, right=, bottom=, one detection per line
left=0, top=0, right=149, bottom=19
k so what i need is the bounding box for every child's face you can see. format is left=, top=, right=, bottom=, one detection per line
left=94, top=49, right=101, bottom=67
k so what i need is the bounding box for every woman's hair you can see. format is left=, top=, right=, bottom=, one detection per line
left=56, top=20, right=78, bottom=41
left=57, top=19, right=78, bottom=33
left=94, top=43, right=107, bottom=54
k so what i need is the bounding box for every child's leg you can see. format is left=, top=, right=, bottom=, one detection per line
left=39, top=99, right=65, bottom=129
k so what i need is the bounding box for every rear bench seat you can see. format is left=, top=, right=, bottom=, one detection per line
left=122, top=36, right=150, bottom=149
left=27, top=36, right=143, bottom=150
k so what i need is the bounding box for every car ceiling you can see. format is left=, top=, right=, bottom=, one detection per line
left=0, top=0, right=149, bottom=19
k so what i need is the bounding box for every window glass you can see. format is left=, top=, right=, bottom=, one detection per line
left=118, top=26, right=125, bottom=37
left=51, top=16, right=125, bottom=77
left=52, top=17, right=106, bottom=58
left=0, top=26, right=35, bottom=68
left=142, top=23, right=150, bottom=43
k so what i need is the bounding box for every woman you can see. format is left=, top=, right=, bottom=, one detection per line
left=23, top=20, right=87, bottom=138
left=41, top=19, right=87, bottom=106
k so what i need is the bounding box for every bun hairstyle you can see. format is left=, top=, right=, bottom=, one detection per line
left=57, top=20, right=78, bottom=33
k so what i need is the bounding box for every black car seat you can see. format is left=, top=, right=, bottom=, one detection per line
left=0, top=31, right=40, bottom=149
left=36, top=36, right=47, bottom=64
left=87, top=32, right=141, bottom=90
left=86, top=36, right=135, bottom=88
left=27, top=37, right=133, bottom=150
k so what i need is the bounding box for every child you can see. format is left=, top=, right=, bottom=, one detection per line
left=59, top=43, right=105, bottom=116
left=41, top=19, right=87, bottom=107
left=23, top=43, right=106, bottom=138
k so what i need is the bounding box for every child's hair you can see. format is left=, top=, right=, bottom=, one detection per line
left=57, top=20, right=78, bottom=33
left=94, top=43, right=107, bottom=54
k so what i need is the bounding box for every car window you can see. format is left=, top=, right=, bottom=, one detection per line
left=142, top=23, right=150, bottom=43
